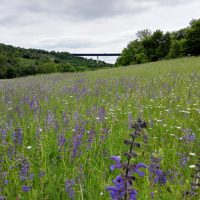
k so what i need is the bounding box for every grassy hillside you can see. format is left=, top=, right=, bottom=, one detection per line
left=0, top=43, right=112, bottom=79
left=0, top=57, right=200, bottom=199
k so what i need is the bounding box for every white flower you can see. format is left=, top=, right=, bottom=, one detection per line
left=100, top=192, right=104, bottom=196
left=189, top=153, right=196, bottom=156
left=189, top=165, right=196, bottom=168
left=27, top=146, right=32, bottom=150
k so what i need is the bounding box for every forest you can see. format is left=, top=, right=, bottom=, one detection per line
left=0, top=44, right=112, bottom=79
left=116, top=19, right=200, bottom=66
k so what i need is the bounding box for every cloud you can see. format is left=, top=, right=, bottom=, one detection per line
left=0, top=0, right=198, bottom=26
left=0, top=0, right=156, bottom=24
left=0, top=0, right=199, bottom=64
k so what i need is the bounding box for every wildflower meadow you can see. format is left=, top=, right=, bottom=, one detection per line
left=0, top=57, right=200, bottom=199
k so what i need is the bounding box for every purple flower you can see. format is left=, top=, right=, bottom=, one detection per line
left=107, top=176, right=126, bottom=200
left=154, top=170, right=167, bottom=184
left=134, top=163, right=147, bottom=177
left=130, top=189, right=137, bottom=200
left=12, top=128, right=23, bottom=146
left=29, top=99, right=38, bottom=110
left=107, top=176, right=138, bottom=200
left=22, top=185, right=31, bottom=192
left=107, top=119, right=147, bottom=200
left=110, top=156, right=122, bottom=171
left=1, top=129, right=7, bottom=144
left=98, top=106, right=106, bottom=121
left=65, top=179, right=75, bottom=199
left=179, top=154, right=189, bottom=167
left=182, top=128, right=196, bottom=142
left=87, top=129, right=96, bottom=149
left=19, top=158, right=30, bottom=181
left=149, top=156, right=167, bottom=185
left=100, top=127, right=110, bottom=141
left=72, top=122, right=85, bottom=158
left=29, top=173, right=34, bottom=180
left=46, top=111, right=54, bottom=126
left=58, top=134, right=66, bottom=148
left=151, top=192, right=155, bottom=199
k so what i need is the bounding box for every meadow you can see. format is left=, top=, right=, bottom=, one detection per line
left=0, top=57, right=200, bottom=200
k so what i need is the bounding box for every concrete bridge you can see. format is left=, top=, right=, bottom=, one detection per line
left=71, top=53, right=121, bottom=63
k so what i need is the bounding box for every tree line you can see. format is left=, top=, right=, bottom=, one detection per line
left=115, top=19, right=200, bottom=66
left=0, top=44, right=112, bottom=79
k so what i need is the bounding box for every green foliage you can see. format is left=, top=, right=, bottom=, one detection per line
left=0, top=43, right=112, bottom=79
left=185, top=19, right=200, bottom=55
left=168, top=39, right=186, bottom=58
left=0, top=53, right=8, bottom=78
left=116, top=40, right=147, bottom=66
left=116, top=18, right=200, bottom=66
left=0, top=57, right=200, bottom=199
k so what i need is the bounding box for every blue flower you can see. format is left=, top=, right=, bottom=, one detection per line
left=106, top=176, right=125, bottom=200
left=22, top=185, right=31, bottom=192
left=65, top=179, right=75, bottom=199
left=130, top=189, right=137, bottom=200
left=134, top=163, right=147, bottom=177
left=110, top=156, right=122, bottom=171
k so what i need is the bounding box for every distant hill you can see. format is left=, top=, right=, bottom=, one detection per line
left=0, top=43, right=113, bottom=79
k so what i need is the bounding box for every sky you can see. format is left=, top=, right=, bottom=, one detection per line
left=0, top=0, right=200, bottom=63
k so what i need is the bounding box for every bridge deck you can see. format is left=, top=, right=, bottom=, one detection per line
left=71, top=53, right=121, bottom=56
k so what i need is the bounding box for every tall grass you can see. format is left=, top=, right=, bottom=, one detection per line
left=0, top=57, right=200, bottom=199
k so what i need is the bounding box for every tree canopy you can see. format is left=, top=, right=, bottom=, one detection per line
left=0, top=44, right=112, bottom=79
left=116, top=19, right=200, bottom=66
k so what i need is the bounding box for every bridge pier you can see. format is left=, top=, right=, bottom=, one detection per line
left=97, top=56, right=99, bottom=64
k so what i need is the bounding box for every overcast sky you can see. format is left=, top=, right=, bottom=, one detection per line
left=0, top=0, right=200, bottom=63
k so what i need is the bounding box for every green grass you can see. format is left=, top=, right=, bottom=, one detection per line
left=0, top=56, right=200, bottom=199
